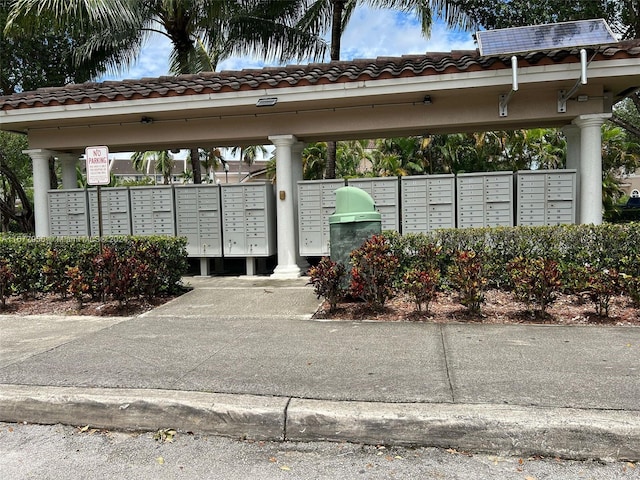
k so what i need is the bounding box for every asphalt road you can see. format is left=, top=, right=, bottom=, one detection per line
left=1, top=422, right=638, bottom=480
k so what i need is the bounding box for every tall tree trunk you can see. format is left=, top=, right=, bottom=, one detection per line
left=610, top=92, right=640, bottom=137
left=330, top=0, right=344, bottom=61
left=610, top=114, right=640, bottom=138
left=0, top=177, right=10, bottom=232
left=0, top=154, right=34, bottom=232
left=325, top=0, right=345, bottom=179
left=326, top=141, right=337, bottom=179
left=190, top=147, right=202, bottom=184
left=48, top=157, right=58, bottom=189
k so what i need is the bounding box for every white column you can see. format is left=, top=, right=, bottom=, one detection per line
left=562, top=124, right=581, bottom=221
left=58, top=153, right=78, bottom=189
left=269, top=134, right=302, bottom=279
left=572, top=114, right=611, bottom=225
left=24, top=149, right=54, bottom=237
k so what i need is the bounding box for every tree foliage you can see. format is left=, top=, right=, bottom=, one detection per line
left=451, top=0, right=640, bottom=141
left=6, top=0, right=328, bottom=76
left=131, top=150, right=175, bottom=185
left=452, top=0, right=640, bottom=40
left=1, top=1, right=117, bottom=232
left=0, top=132, right=33, bottom=232
left=6, top=0, right=330, bottom=183
left=1, top=2, right=112, bottom=95
left=303, top=0, right=472, bottom=178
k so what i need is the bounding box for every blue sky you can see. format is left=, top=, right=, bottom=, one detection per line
left=103, top=6, right=476, bottom=81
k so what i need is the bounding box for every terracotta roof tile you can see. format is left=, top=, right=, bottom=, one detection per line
left=2, top=44, right=640, bottom=111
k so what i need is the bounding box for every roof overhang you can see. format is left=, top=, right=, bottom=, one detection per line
left=2, top=46, right=639, bottom=153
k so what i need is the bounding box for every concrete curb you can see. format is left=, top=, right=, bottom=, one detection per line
left=1, top=384, right=639, bottom=461
left=0, top=385, right=287, bottom=441
left=287, top=399, right=640, bottom=461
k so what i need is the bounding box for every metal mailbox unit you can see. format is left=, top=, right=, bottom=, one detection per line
left=174, top=184, right=223, bottom=257
left=48, top=189, right=90, bottom=237
left=221, top=182, right=276, bottom=260
left=456, top=172, right=514, bottom=228
left=130, top=185, right=176, bottom=236
left=347, top=177, right=400, bottom=232
left=88, top=187, right=131, bottom=236
left=297, top=179, right=346, bottom=256
left=517, top=170, right=577, bottom=225
left=401, top=175, right=455, bottom=233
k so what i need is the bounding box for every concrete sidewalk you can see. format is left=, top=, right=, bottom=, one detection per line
left=0, top=276, right=639, bottom=460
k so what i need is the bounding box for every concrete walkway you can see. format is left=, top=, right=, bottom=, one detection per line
left=0, top=276, right=639, bottom=461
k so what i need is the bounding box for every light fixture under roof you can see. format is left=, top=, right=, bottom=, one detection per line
left=476, top=18, right=617, bottom=57
left=256, top=97, right=278, bottom=107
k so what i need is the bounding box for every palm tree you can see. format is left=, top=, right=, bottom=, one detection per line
left=131, top=150, right=175, bottom=185
left=7, top=0, right=328, bottom=183
left=230, top=145, right=270, bottom=182
left=302, top=142, right=328, bottom=180
left=197, top=147, right=226, bottom=183
left=298, top=0, right=472, bottom=178
left=336, top=139, right=371, bottom=177
left=231, top=145, right=269, bottom=166
left=601, top=122, right=640, bottom=174
left=376, top=137, right=430, bottom=175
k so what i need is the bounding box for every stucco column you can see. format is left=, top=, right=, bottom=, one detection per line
left=58, top=153, right=78, bottom=189
left=24, top=149, right=54, bottom=237
left=562, top=124, right=581, bottom=221
left=269, top=134, right=302, bottom=279
left=572, top=113, right=611, bottom=225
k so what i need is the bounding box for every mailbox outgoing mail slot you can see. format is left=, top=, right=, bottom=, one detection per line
left=329, top=186, right=381, bottom=270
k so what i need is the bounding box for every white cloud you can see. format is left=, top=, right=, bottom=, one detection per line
left=340, top=7, right=475, bottom=59
left=101, top=34, right=172, bottom=81
left=102, top=7, right=476, bottom=81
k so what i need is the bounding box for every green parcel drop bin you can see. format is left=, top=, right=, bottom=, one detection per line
left=329, top=186, right=382, bottom=271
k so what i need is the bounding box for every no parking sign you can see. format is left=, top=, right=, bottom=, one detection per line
left=85, top=146, right=110, bottom=185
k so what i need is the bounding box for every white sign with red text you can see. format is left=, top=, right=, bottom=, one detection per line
left=85, top=146, right=110, bottom=185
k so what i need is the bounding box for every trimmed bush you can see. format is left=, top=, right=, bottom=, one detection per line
left=447, top=250, right=487, bottom=314
left=0, top=258, right=14, bottom=308
left=308, top=257, right=347, bottom=312
left=66, top=266, right=89, bottom=308
left=620, top=254, right=640, bottom=307
left=569, top=265, right=624, bottom=317
left=0, top=235, right=188, bottom=307
left=507, top=257, right=562, bottom=315
left=350, top=234, right=400, bottom=310
left=309, top=223, right=640, bottom=319
left=402, top=266, right=440, bottom=314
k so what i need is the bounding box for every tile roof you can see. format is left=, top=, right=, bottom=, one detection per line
left=2, top=42, right=640, bottom=111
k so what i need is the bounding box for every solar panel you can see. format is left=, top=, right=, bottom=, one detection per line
left=476, top=19, right=617, bottom=56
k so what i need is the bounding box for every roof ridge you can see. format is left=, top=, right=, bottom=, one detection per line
left=2, top=43, right=639, bottom=109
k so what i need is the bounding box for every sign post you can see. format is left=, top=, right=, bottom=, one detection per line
left=85, top=146, right=110, bottom=239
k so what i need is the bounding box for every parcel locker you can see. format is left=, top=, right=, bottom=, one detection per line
left=130, top=185, right=176, bottom=236
left=401, top=175, right=455, bottom=233
left=297, top=179, right=345, bottom=256
left=48, top=189, right=90, bottom=237
left=516, top=170, right=576, bottom=226
left=88, top=187, right=131, bottom=236
left=347, top=177, right=400, bottom=231
left=221, top=182, right=276, bottom=257
left=174, top=184, right=222, bottom=257
left=456, top=172, right=514, bottom=228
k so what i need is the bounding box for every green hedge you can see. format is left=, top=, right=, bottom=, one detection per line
left=311, top=224, right=640, bottom=316
left=386, top=223, right=640, bottom=288
left=0, top=235, right=188, bottom=305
